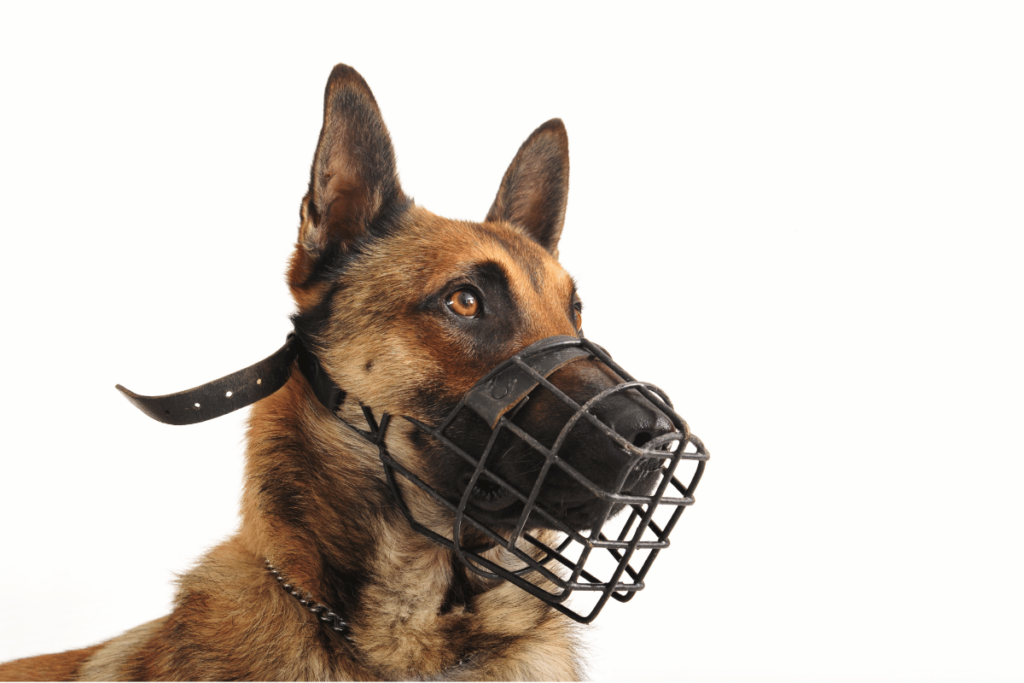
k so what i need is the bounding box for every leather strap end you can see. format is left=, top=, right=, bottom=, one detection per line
left=115, top=336, right=300, bottom=426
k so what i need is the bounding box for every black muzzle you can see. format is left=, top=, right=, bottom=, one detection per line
left=117, top=334, right=708, bottom=624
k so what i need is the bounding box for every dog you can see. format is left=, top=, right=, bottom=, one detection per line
left=0, top=64, right=705, bottom=681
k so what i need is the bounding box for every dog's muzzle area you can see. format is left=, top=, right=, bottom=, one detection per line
left=373, top=335, right=708, bottom=623
left=441, top=366, right=676, bottom=530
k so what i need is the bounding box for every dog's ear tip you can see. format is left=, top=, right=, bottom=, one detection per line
left=532, top=118, right=568, bottom=144
left=325, top=63, right=374, bottom=97
left=539, top=118, right=567, bottom=133
left=327, top=63, right=358, bottom=82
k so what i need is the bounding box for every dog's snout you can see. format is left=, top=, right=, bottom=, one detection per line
left=594, top=392, right=675, bottom=451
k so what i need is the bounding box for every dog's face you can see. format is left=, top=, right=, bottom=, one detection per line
left=288, top=66, right=675, bottom=536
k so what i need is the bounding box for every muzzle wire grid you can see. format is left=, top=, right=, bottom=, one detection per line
left=360, top=336, right=708, bottom=624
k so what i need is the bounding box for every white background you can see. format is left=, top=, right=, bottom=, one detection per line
left=1, top=2, right=1022, bottom=681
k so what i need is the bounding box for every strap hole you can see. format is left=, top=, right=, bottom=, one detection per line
left=257, top=378, right=262, bottom=385
left=194, top=402, right=201, bottom=409
left=225, top=391, right=233, bottom=398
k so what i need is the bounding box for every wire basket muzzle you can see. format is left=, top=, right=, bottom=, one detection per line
left=382, top=336, right=709, bottom=624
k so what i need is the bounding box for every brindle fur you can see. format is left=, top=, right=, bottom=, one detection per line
left=0, top=64, right=609, bottom=681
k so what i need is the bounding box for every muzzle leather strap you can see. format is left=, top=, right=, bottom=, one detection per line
left=115, top=335, right=301, bottom=425
left=464, top=335, right=592, bottom=427
left=116, top=332, right=350, bottom=426
left=293, top=339, right=347, bottom=414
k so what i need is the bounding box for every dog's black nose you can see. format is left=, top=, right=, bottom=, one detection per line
left=594, top=392, right=675, bottom=450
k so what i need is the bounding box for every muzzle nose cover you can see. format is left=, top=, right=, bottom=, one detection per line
left=370, top=335, right=708, bottom=624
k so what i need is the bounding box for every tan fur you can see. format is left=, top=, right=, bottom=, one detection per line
left=0, top=645, right=103, bottom=682
left=76, top=619, right=167, bottom=681
left=0, top=64, right=589, bottom=681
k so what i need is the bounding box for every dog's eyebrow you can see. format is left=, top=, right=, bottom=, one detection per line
left=478, top=224, right=547, bottom=294
left=418, top=260, right=514, bottom=310
left=457, top=261, right=517, bottom=307
left=468, top=260, right=513, bottom=295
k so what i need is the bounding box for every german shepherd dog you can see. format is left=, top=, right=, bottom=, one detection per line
left=0, top=64, right=703, bottom=681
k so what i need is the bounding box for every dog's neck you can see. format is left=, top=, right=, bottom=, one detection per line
left=235, top=367, right=582, bottom=680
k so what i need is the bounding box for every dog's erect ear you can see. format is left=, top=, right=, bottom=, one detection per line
left=297, top=64, right=404, bottom=261
left=485, top=118, right=569, bottom=256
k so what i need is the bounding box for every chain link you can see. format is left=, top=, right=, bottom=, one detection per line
left=265, top=559, right=352, bottom=640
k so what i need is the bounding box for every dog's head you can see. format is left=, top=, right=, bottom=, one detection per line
left=287, top=65, right=684, bottom=543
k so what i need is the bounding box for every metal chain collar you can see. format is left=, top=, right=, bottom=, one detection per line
left=264, top=559, right=352, bottom=641
left=265, top=558, right=477, bottom=671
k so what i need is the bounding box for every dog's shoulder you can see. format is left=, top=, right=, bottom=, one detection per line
left=14, top=538, right=353, bottom=682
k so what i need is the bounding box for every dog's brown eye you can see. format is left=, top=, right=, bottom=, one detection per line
left=447, top=289, right=480, bottom=317
left=573, top=301, right=583, bottom=331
